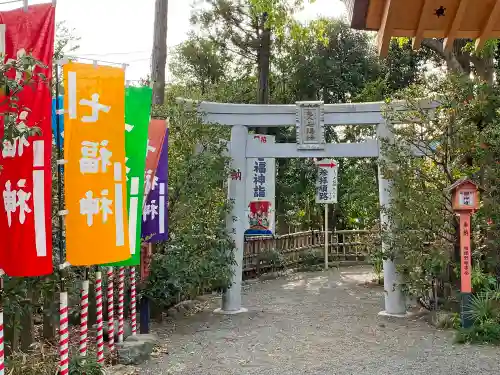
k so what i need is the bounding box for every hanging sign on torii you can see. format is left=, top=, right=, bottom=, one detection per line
left=315, top=159, right=338, bottom=204
left=296, top=101, right=325, bottom=150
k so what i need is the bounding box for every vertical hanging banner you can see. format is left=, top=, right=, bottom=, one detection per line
left=244, top=134, right=276, bottom=237
left=52, top=95, right=64, bottom=147
left=63, top=62, right=129, bottom=265
left=0, top=4, right=55, bottom=276
left=315, top=159, right=339, bottom=204
left=109, top=86, right=152, bottom=266
left=142, top=125, right=168, bottom=243
left=141, top=119, right=167, bottom=214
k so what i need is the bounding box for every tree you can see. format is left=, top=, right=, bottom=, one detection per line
left=170, top=33, right=229, bottom=94
left=190, top=0, right=303, bottom=105
left=380, top=74, right=500, bottom=300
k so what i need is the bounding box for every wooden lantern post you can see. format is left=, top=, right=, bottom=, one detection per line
left=448, top=178, right=480, bottom=328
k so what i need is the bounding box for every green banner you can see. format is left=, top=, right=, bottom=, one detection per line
left=109, top=86, right=152, bottom=266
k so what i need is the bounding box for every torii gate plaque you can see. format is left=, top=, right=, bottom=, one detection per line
left=177, top=97, right=433, bottom=317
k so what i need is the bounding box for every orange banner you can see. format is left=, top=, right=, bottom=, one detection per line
left=63, top=62, right=130, bottom=265
left=460, top=212, right=472, bottom=293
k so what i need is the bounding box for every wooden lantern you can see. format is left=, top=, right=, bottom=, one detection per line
left=448, top=178, right=480, bottom=212
left=343, top=0, right=500, bottom=57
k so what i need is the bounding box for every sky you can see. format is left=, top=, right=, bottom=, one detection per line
left=1, top=0, right=346, bottom=81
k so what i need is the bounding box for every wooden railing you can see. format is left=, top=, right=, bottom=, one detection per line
left=243, top=230, right=377, bottom=277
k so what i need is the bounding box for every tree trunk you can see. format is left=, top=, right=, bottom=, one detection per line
left=151, top=0, right=169, bottom=105
left=257, top=27, right=271, bottom=105
left=20, top=299, right=34, bottom=352
left=42, top=295, right=57, bottom=341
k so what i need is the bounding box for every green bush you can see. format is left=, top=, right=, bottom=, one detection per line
left=258, top=248, right=286, bottom=271
left=455, top=284, right=500, bottom=344
left=144, top=102, right=235, bottom=308
left=298, top=250, right=323, bottom=270
left=455, top=320, right=500, bottom=344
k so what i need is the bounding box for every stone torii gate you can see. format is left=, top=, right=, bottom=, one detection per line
left=177, top=98, right=433, bottom=318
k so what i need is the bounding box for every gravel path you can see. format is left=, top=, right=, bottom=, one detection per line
left=141, top=266, right=500, bottom=375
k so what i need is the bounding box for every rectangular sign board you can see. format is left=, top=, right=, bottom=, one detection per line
left=316, top=158, right=338, bottom=204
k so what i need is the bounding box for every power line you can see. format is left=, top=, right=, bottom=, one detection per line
left=76, top=50, right=150, bottom=57
left=0, top=0, right=22, bottom=5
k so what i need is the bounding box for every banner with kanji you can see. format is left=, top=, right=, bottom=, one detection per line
left=52, top=95, right=64, bottom=147
left=0, top=4, right=55, bottom=277
left=63, top=62, right=129, bottom=266
left=142, top=124, right=168, bottom=243
left=140, top=119, right=167, bottom=242
left=244, top=134, right=276, bottom=237
left=109, top=86, right=152, bottom=266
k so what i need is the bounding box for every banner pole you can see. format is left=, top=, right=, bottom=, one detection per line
left=55, top=61, right=69, bottom=375
left=130, top=267, right=137, bottom=335
left=140, top=243, right=152, bottom=334
left=106, top=267, right=115, bottom=355
left=79, top=277, right=89, bottom=358
left=117, top=266, right=125, bottom=342
left=95, top=270, right=104, bottom=363
left=324, top=203, right=329, bottom=270
left=0, top=276, right=4, bottom=375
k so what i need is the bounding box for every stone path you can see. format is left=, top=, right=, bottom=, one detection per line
left=141, top=266, right=500, bottom=375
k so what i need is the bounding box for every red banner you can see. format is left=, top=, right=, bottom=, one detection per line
left=0, top=4, right=55, bottom=276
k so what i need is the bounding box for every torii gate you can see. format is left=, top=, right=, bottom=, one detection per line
left=177, top=98, right=434, bottom=318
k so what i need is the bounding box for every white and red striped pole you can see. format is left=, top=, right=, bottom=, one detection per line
left=79, top=280, right=89, bottom=357
left=0, top=309, right=4, bottom=375
left=130, top=267, right=137, bottom=335
left=95, top=271, right=105, bottom=363
left=59, top=291, right=69, bottom=375
left=117, top=266, right=125, bottom=342
left=0, top=272, right=5, bottom=375
left=106, top=267, right=115, bottom=353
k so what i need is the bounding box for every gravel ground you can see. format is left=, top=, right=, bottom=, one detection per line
left=141, top=266, right=500, bottom=375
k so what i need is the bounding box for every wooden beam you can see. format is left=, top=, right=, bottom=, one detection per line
left=475, top=0, right=500, bottom=52
left=376, top=0, right=393, bottom=57
left=443, top=0, right=469, bottom=53
left=412, top=0, right=433, bottom=50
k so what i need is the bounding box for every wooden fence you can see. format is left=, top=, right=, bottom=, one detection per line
left=243, top=230, right=376, bottom=277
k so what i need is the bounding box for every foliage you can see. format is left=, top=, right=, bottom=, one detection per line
left=435, top=311, right=461, bottom=330
left=455, top=285, right=500, bottom=344
left=6, top=346, right=58, bottom=375
left=298, top=249, right=323, bottom=270
left=169, top=33, right=229, bottom=94
left=0, top=54, right=47, bottom=150
left=68, top=355, right=103, bottom=375
left=381, top=73, right=500, bottom=302
left=143, top=101, right=235, bottom=306
left=258, top=248, right=286, bottom=270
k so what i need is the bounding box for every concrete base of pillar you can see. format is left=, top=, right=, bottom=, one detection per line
left=378, top=310, right=411, bottom=318
left=214, top=307, right=248, bottom=315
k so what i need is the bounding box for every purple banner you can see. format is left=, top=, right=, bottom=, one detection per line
left=142, top=128, right=168, bottom=243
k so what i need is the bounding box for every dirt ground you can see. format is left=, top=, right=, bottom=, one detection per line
left=140, top=266, right=500, bottom=375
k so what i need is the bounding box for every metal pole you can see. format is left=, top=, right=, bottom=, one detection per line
left=139, top=296, right=150, bottom=334
left=95, top=270, right=104, bottom=363
left=0, top=277, right=5, bottom=375
left=79, top=279, right=89, bottom=357
left=106, top=267, right=115, bottom=353
left=130, top=267, right=137, bottom=335
left=59, top=291, right=69, bottom=375
left=324, top=203, right=329, bottom=270
left=117, top=266, right=125, bottom=342
left=140, top=243, right=151, bottom=334
left=55, top=61, right=70, bottom=375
